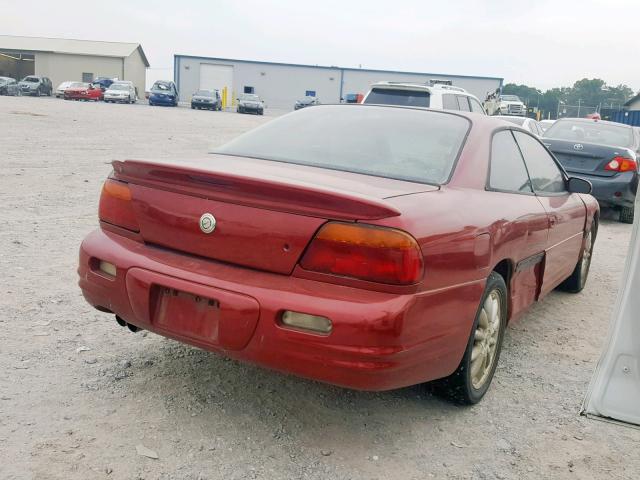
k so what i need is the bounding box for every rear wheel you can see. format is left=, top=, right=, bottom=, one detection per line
left=559, top=223, right=596, bottom=293
left=620, top=206, right=634, bottom=224
left=429, top=271, right=507, bottom=405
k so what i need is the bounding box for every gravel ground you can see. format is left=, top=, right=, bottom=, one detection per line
left=1, top=96, right=639, bottom=480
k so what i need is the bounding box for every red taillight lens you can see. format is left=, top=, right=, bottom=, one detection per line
left=300, top=222, right=424, bottom=285
left=605, top=156, right=637, bottom=173
left=98, top=179, right=139, bottom=232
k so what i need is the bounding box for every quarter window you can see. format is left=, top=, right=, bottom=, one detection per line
left=442, top=94, right=458, bottom=110
left=513, top=131, right=566, bottom=194
left=469, top=97, right=485, bottom=113
left=489, top=131, right=533, bottom=193
left=456, top=95, right=471, bottom=111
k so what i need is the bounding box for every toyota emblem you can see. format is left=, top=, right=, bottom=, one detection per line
left=573, top=143, right=584, bottom=151
left=199, top=213, right=216, bottom=234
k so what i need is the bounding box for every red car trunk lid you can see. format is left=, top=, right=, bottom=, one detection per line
left=114, top=157, right=437, bottom=274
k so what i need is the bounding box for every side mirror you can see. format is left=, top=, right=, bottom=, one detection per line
left=567, top=177, right=592, bottom=194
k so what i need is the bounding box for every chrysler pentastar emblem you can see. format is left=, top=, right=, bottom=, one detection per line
left=199, top=213, right=216, bottom=234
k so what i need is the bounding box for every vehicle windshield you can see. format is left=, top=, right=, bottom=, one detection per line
left=152, top=82, right=171, bottom=91
left=500, top=95, right=521, bottom=102
left=363, top=88, right=430, bottom=107
left=544, top=120, right=634, bottom=148
left=109, top=84, right=129, bottom=91
left=498, top=116, right=526, bottom=126
left=241, top=94, right=260, bottom=101
left=215, top=105, right=469, bottom=185
left=0, top=77, right=11, bottom=85
left=23, top=77, right=39, bottom=83
left=195, top=90, right=213, bottom=96
left=70, top=82, right=85, bottom=88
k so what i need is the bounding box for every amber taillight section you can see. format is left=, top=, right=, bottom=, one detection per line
left=300, top=222, right=424, bottom=285
left=98, top=179, right=139, bottom=232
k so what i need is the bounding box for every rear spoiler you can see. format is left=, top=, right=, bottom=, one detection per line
left=111, top=160, right=402, bottom=221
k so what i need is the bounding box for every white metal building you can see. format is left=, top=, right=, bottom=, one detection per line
left=174, top=54, right=503, bottom=109
left=0, top=35, right=149, bottom=95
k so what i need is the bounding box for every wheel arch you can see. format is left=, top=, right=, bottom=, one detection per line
left=490, top=258, right=514, bottom=322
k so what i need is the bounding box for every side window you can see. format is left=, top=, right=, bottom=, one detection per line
left=469, top=97, right=485, bottom=113
left=513, top=131, right=566, bottom=194
left=442, top=94, right=458, bottom=110
left=456, top=95, right=471, bottom=111
left=489, top=130, right=533, bottom=193
left=82, top=72, right=93, bottom=83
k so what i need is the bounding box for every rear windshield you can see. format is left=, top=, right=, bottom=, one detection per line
left=215, top=105, right=469, bottom=185
left=364, top=88, right=430, bottom=107
left=152, top=82, right=171, bottom=91
left=23, top=77, right=39, bottom=83
left=109, top=84, right=129, bottom=90
left=195, top=90, right=213, bottom=96
left=545, top=120, right=634, bottom=148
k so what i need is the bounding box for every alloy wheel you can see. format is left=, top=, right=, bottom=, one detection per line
left=470, top=290, right=502, bottom=390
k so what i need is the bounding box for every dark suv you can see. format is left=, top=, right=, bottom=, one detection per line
left=18, top=76, right=53, bottom=96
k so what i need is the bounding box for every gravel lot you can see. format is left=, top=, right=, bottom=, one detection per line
left=1, top=96, right=639, bottom=480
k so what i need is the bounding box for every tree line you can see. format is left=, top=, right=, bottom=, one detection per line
left=500, top=78, right=636, bottom=119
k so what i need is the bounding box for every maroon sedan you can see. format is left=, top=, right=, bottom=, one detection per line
left=64, top=83, right=103, bottom=101
left=78, top=105, right=598, bottom=404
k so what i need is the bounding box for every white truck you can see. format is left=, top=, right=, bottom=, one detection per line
left=484, top=92, right=527, bottom=116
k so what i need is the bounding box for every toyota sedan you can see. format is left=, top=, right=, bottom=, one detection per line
left=78, top=105, right=598, bottom=404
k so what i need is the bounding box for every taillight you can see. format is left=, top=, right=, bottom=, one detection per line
left=300, top=222, right=424, bottom=285
left=605, top=156, right=637, bottom=173
left=98, top=179, right=139, bottom=232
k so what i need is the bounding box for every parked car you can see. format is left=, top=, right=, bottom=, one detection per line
left=294, top=96, right=320, bottom=110
left=362, top=82, right=486, bottom=114
left=237, top=94, right=265, bottom=115
left=191, top=90, right=221, bottom=110
left=539, top=119, right=556, bottom=133
left=78, top=105, right=598, bottom=405
left=343, top=93, right=363, bottom=103
left=18, top=75, right=52, bottom=96
left=55, top=81, right=82, bottom=98
left=148, top=80, right=178, bottom=106
left=0, top=76, right=21, bottom=96
left=104, top=82, right=137, bottom=103
left=495, top=116, right=544, bottom=136
left=63, top=83, right=103, bottom=101
left=543, top=118, right=639, bottom=223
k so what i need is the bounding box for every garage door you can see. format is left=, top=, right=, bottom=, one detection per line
left=199, top=63, right=233, bottom=93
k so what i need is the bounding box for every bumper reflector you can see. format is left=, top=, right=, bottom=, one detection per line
left=99, top=260, right=117, bottom=277
left=281, top=311, right=332, bottom=334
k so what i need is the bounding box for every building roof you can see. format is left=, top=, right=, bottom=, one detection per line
left=624, top=93, right=640, bottom=108
left=0, top=35, right=149, bottom=67
left=174, top=54, right=503, bottom=82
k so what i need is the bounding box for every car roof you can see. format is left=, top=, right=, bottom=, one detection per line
left=369, top=81, right=469, bottom=94
left=554, top=117, right=632, bottom=128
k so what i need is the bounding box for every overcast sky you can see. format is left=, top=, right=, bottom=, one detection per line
left=2, top=0, right=639, bottom=92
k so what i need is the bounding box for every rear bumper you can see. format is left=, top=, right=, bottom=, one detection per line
left=78, top=228, right=482, bottom=391
left=569, top=171, right=638, bottom=208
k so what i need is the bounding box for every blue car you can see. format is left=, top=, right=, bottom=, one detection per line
left=148, top=80, right=178, bottom=107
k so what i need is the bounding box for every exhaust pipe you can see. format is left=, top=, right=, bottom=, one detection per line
left=115, top=315, right=141, bottom=333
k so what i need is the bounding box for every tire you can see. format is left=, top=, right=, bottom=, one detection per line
left=259, top=109, right=264, bottom=115
left=428, top=271, right=507, bottom=405
left=620, top=206, right=634, bottom=224
left=191, top=105, right=195, bottom=109
left=558, top=223, right=596, bottom=293
left=149, top=101, right=154, bottom=106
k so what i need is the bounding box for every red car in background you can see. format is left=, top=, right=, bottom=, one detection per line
left=78, top=105, right=599, bottom=404
left=64, top=83, right=103, bottom=101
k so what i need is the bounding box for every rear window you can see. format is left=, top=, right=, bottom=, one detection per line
left=364, top=88, right=430, bottom=108
left=215, top=105, right=469, bottom=185
left=545, top=120, right=634, bottom=148
left=152, top=82, right=171, bottom=91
